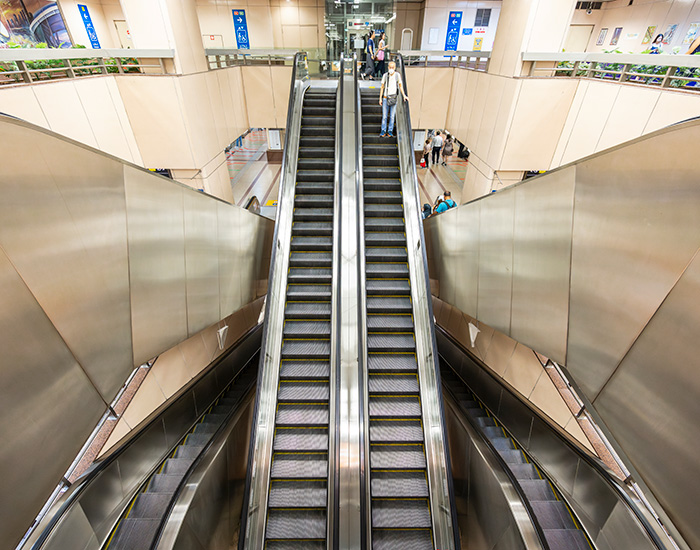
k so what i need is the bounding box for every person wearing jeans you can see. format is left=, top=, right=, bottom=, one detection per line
left=378, top=61, right=409, bottom=137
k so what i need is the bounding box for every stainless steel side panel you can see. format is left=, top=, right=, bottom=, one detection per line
left=0, top=247, right=106, bottom=547
left=125, top=166, right=188, bottom=366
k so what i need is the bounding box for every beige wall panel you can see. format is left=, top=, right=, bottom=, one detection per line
left=446, top=68, right=466, bottom=132
left=120, top=372, right=167, bottom=429
left=501, top=78, right=578, bottom=170
left=270, top=7, right=284, bottom=48
left=247, top=6, right=275, bottom=48
left=229, top=67, right=250, bottom=137
left=485, top=77, right=519, bottom=169
left=102, top=4, right=126, bottom=48
left=475, top=75, right=505, bottom=166
left=465, top=71, right=490, bottom=155
left=457, top=70, right=477, bottom=139
left=550, top=80, right=587, bottom=169
left=502, top=344, right=544, bottom=398
left=0, top=87, right=49, bottom=129
left=32, top=81, right=98, bottom=149
left=216, top=70, right=238, bottom=137
left=204, top=70, right=229, bottom=147
left=74, top=77, right=135, bottom=162
left=417, top=68, right=452, bottom=129
left=242, top=66, right=276, bottom=129
left=299, top=6, right=317, bottom=25
left=150, top=345, right=192, bottom=398
left=116, top=76, right=194, bottom=168
left=528, top=375, right=574, bottom=429
left=559, top=81, right=619, bottom=166
left=482, top=327, right=518, bottom=377
left=525, top=0, right=575, bottom=53
left=300, top=25, right=319, bottom=49
left=596, top=85, right=661, bottom=152
left=405, top=68, right=425, bottom=123
left=103, top=77, right=144, bottom=165
left=280, top=4, right=300, bottom=25
left=564, top=417, right=594, bottom=453
left=282, top=24, right=302, bottom=48
left=178, top=74, right=219, bottom=169
left=645, top=91, right=700, bottom=133
left=272, top=66, right=294, bottom=127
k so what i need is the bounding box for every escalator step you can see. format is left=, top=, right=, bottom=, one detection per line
left=371, top=471, right=429, bottom=498
left=273, top=428, right=329, bottom=451
left=363, top=167, right=400, bottom=179
left=108, top=518, right=160, bottom=549
left=278, top=381, right=330, bottom=402
left=283, top=320, right=331, bottom=337
left=184, top=433, right=210, bottom=447
left=301, top=116, right=335, bottom=126
left=193, top=422, right=219, bottom=434
left=499, top=449, right=526, bottom=463
left=289, top=251, right=332, bottom=267
left=363, top=145, right=396, bottom=156
left=281, top=339, right=331, bottom=358
left=371, top=529, right=433, bottom=550
left=475, top=416, right=496, bottom=428
left=285, top=302, right=332, bottom=319
left=367, top=314, right=414, bottom=331
left=271, top=453, right=328, bottom=478
left=295, top=182, right=334, bottom=195
left=295, top=194, right=333, bottom=208
left=204, top=411, right=229, bottom=421
left=366, top=279, right=411, bottom=295
left=365, top=232, right=406, bottom=246
left=370, top=420, right=423, bottom=443
left=288, top=268, right=332, bottom=283
left=364, top=156, right=400, bottom=167
left=297, top=159, right=335, bottom=171
left=364, top=190, right=402, bottom=203
left=276, top=404, right=329, bottom=426
left=369, top=395, right=421, bottom=417
left=367, top=296, right=412, bottom=313
left=269, top=480, right=328, bottom=508
left=368, top=353, right=418, bottom=372
left=364, top=217, right=405, bottom=231
left=175, top=445, right=203, bottom=460
left=301, top=126, right=334, bottom=137
left=372, top=499, right=431, bottom=528
left=162, top=457, right=195, bottom=475
left=291, top=236, right=332, bottom=251
left=286, top=284, right=332, bottom=300
left=363, top=135, right=397, bottom=145
left=296, top=170, right=334, bottom=182
left=147, top=474, right=181, bottom=493
left=370, top=445, right=427, bottom=469
left=509, top=463, right=540, bottom=479
left=365, top=247, right=407, bottom=261
left=483, top=426, right=506, bottom=439
left=490, top=437, right=515, bottom=451
left=368, top=374, right=419, bottom=394
left=531, top=501, right=577, bottom=529
left=280, top=360, right=330, bottom=379
left=367, top=333, right=415, bottom=352
left=292, top=221, right=333, bottom=235
left=519, top=479, right=556, bottom=501
left=543, top=529, right=591, bottom=550
left=267, top=541, right=326, bottom=550
left=302, top=107, right=335, bottom=117
left=129, top=493, right=172, bottom=519
left=365, top=204, right=404, bottom=217
left=366, top=263, right=409, bottom=278
left=266, top=508, right=326, bottom=539
left=293, top=208, right=333, bottom=222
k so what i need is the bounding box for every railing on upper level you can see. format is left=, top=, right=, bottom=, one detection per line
left=0, top=48, right=175, bottom=86
left=523, top=52, right=700, bottom=91
left=398, top=49, right=491, bottom=71
left=204, top=48, right=299, bottom=69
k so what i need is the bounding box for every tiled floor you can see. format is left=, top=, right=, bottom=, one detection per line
left=416, top=156, right=465, bottom=207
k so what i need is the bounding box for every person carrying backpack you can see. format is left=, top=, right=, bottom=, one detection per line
left=435, top=190, right=456, bottom=213
left=378, top=61, right=408, bottom=137
left=441, top=135, right=454, bottom=166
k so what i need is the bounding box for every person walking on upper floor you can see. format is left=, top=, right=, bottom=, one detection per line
left=375, top=32, right=387, bottom=77
left=362, top=30, right=376, bottom=80
left=422, top=137, right=432, bottom=168
left=441, top=135, right=454, bottom=166
left=378, top=61, right=409, bottom=138
left=431, top=131, right=443, bottom=165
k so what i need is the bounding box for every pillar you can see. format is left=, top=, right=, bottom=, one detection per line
left=119, top=0, right=207, bottom=74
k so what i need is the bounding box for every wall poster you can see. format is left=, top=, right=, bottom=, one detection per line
left=0, top=0, right=70, bottom=47
left=683, top=22, right=700, bottom=45
left=662, top=23, right=678, bottom=44
left=642, top=25, right=657, bottom=45
left=596, top=28, right=608, bottom=46
left=610, top=26, right=622, bottom=46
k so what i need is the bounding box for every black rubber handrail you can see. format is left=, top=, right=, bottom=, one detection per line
left=436, top=324, right=667, bottom=550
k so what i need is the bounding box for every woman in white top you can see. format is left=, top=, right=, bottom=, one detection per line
left=378, top=61, right=409, bottom=137
left=375, top=32, right=386, bottom=77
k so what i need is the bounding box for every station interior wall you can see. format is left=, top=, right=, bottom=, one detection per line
left=418, top=0, right=501, bottom=51
left=570, top=0, right=700, bottom=54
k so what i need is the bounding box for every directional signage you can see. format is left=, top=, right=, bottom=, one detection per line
left=232, top=10, right=250, bottom=49
left=445, top=11, right=462, bottom=51
left=78, top=4, right=101, bottom=49
left=462, top=28, right=472, bottom=36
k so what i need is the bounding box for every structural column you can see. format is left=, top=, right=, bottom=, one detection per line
left=119, top=0, right=207, bottom=74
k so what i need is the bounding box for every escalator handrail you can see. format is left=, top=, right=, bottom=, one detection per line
left=394, top=52, right=460, bottom=549
left=25, top=323, right=262, bottom=550
left=436, top=325, right=670, bottom=550
left=237, top=50, right=308, bottom=550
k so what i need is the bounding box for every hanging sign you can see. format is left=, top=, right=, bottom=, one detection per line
left=445, top=11, right=462, bottom=51
left=78, top=4, right=101, bottom=48
left=232, top=9, right=250, bottom=49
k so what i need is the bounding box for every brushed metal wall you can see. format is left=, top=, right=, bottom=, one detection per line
left=425, top=119, right=700, bottom=549
left=0, top=116, right=273, bottom=548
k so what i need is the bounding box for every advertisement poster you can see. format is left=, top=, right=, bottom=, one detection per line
left=662, top=23, right=678, bottom=44
left=642, top=25, right=657, bottom=45
left=0, top=0, right=71, bottom=47
left=610, top=26, right=622, bottom=46
left=683, top=22, right=700, bottom=44
left=596, top=28, right=608, bottom=46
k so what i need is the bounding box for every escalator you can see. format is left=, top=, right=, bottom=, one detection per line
left=263, top=87, right=337, bottom=548
left=360, top=88, right=435, bottom=549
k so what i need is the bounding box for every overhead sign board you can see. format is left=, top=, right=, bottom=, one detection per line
left=445, top=11, right=462, bottom=51
left=232, top=9, right=250, bottom=49
left=78, top=4, right=100, bottom=48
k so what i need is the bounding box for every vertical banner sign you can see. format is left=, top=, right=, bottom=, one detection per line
left=232, top=10, right=250, bottom=49
left=445, top=11, right=462, bottom=51
left=78, top=4, right=100, bottom=49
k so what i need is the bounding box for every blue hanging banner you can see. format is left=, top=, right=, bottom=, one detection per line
left=232, top=10, right=250, bottom=49
left=78, top=4, right=101, bottom=49
left=445, top=11, right=462, bottom=51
